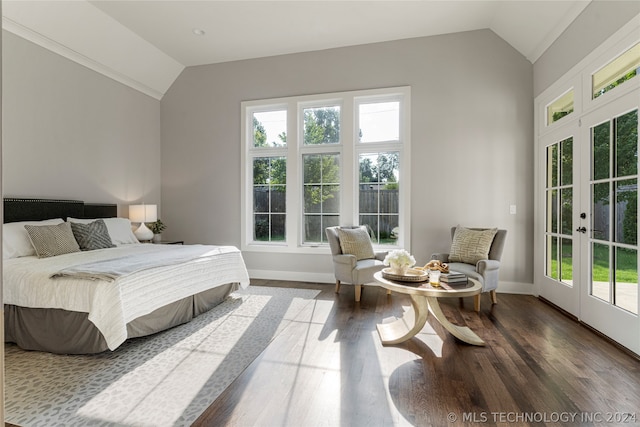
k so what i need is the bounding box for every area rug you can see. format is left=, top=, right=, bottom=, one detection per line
left=4, top=286, right=321, bottom=427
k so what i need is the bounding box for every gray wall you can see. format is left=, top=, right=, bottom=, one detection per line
left=161, top=29, right=534, bottom=288
left=534, top=0, right=640, bottom=97
left=2, top=31, right=161, bottom=215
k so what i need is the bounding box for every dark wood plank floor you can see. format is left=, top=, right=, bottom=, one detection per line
left=194, top=280, right=640, bottom=427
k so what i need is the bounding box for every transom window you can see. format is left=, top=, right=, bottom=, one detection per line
left=593, top=42, right=640, bottom=100
left=241, top=87, right=411, bottom=253
left=546, top=90, right=574, bottom=126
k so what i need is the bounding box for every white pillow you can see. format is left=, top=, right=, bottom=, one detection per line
left=67, top=217, right=140, bottom=246
left=3, top=218, right=64, bottom=259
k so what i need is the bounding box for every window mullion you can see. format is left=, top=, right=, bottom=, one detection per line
left=341, top=98, right=355, bottom=226
left=286, top=100, right=299, bottom=249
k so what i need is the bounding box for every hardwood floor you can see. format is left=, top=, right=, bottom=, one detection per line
left=194, top=280, right=640, bottom=426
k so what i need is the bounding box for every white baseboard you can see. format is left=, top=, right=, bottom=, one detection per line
left=249, top=269, right=536, bottom=295
left=249, top=269, right=335, bottom=285
left=497, top=281, right=535, bottom=295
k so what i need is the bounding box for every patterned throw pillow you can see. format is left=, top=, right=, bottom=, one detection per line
left=337, top=227, right=375, bottom=260
left=24, top=222, right=81, bottom=258
left=70, top=219, right=116, bottom=251
left=449, top=226, right=498, bottom=265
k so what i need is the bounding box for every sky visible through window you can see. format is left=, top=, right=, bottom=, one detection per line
left=255, top=101, right=400, bottom=145
left=254, top=110, right=286, bottom=146
left=359, top=101, right=400, bottom=142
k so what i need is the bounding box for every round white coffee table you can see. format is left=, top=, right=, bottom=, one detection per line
left=374, top=271, right=485, bottom=346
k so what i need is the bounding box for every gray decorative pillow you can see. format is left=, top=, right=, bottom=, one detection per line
left=24, top=222, right=81, bottom=258
left=449, top=226, right=498, bottom=265
left=70, top=219, right=116, bottom=251
left=337, top=227, right=375, bottom=260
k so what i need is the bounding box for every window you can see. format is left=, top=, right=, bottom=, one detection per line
left=253, top=110, right=287, bottom=147
left=593, top=42, right=640, bottom=99
left=546, top=90, right=574, bottom=126
left=250, top=107, right=287, bottom=243
left=253, top=156, right=286, bottom=242
left=241, top=87, right=410, bottom=253
left=303, top=106, right=340, bottom=145
left=359, top=101, right=400, bottom=142
left=359, top=152, right=399, bottom=244
left=302, top=153, right=340, bottom=243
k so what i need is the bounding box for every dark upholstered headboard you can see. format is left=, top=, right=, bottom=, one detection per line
left=3, top=198, right=118, bottom=223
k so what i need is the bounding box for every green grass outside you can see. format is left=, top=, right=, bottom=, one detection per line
left=550, top=241, right=638, bottom=284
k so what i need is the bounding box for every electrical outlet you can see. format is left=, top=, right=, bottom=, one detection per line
left=510, top=205, right=517, bottom=215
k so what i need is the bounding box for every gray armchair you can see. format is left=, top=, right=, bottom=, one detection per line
left=325, top=226, right=389, bottom=302
left=431, top=226, right=507, bottom=311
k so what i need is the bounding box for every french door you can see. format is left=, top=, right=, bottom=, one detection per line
left=579, top=92, right=638, bottom=353
left=539, top=121, right=580, bottom=316
left=539, top=90, right=639, bottom=354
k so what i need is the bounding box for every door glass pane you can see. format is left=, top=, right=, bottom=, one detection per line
left=560, top=237, right=573, bottom=285
left=253, top=110, right=287, bottom=147
left=615, top=247, right=638, bottom=314
left=561, top=137, right=573, bottom=186
left=547, top=90, right=574, bottom=125
left=547, top=144, right=558, bottom=187
left=560, top=188, right=573, bottom=235
left=592, top=182, right=610, bottom=241
left=593, top=42, right=640, bottom=99
left=548, top=236, right=559, bottom=280
left=550, top=189, right=558, bottom=234
left=592, top=122, right=610, bottom=180
left=545, top=190, right=553, bottom=233
left=615, top=179, right=637, bottom=245
left=358, top=101, right=400, bottom=142
left=615, top=109, right=638, bottom=178
left=592, top=242, right=611, bottom=302
left=303, top=106, right=340, bottom=145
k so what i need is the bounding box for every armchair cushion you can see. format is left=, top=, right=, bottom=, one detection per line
left=337, top=227, right=375, bottom=260
left=449, top=226, right=497, bottom=265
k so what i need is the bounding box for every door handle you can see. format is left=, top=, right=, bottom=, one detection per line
left=576, top=227, right=587, bottom=233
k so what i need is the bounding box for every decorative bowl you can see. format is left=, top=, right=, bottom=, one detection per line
left=382, top=267, right=429, bottom=282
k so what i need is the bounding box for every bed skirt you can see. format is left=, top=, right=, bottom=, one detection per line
left=4, top=283, right=238, bottom=354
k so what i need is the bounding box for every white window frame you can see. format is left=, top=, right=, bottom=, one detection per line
left=241, top=86, right=411, bottom=254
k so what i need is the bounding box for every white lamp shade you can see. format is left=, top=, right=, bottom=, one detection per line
left=129, top=204, right=158, bottom=241
left=129, top=204, right=158, bottom=223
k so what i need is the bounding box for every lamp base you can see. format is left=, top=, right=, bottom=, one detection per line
left=134, top=222, right=154, bottom=242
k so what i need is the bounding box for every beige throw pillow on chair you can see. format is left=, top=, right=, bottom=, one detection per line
left=449, top=226, right=497, bottom=265
left=337, top=227, right=375, bottom=260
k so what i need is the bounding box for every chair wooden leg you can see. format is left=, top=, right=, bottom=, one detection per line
left=490, top=289, right=498, bottom=305
left=474, top=294, right=481, bottom=312
left=355, top=284, right=362, bottom=302
left=335, top=280, right=341, bottom=293
left=387, top=289, right=392, bottom=295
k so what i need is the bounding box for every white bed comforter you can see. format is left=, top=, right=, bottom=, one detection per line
left=3, top=244, right=250, bottom=350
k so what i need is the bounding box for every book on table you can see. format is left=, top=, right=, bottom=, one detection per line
left=440, top=271, right=467, bottom=283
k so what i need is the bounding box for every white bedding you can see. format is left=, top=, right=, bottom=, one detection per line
left=3, top=244, right=250, bottom=350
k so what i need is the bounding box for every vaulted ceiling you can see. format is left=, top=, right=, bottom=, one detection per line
left=2, top=1, right=591, bottom=99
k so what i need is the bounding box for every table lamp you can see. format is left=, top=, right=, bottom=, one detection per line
left=129, top=204, right=157, bottom=241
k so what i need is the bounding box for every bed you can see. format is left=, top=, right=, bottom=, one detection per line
left=3, top=198, right=250, bottom=354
